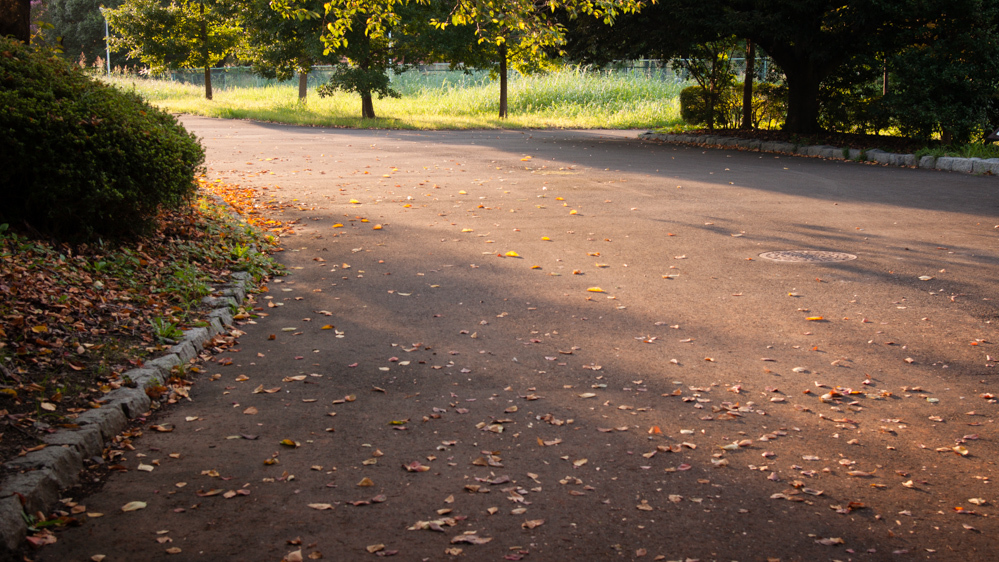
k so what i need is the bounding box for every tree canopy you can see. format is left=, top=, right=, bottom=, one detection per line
left=563, top=0, right=999, bottom=137
left=106, top=0, right=242, bottom=99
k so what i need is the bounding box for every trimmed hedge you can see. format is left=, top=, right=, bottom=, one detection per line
left=0, top=37, right=205, bottom=242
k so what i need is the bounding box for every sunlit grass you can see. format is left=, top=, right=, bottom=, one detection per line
left=103, top=67, right=686, bottom=129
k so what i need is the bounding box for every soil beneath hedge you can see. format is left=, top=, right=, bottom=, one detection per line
left=681, top=127, right=938, bottom=154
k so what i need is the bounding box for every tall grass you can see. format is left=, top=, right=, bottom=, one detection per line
left=102, top=66, right=686, bottom=129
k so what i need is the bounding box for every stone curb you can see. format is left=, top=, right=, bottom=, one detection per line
left=0, top=268, right=257, bottom=555
left=639, top=132, right=999, bottom=176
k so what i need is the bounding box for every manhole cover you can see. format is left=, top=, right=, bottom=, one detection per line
left=759, top=250, right=857, bottom=263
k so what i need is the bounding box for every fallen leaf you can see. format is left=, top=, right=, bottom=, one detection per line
left=450, top=534, right=492, bottom=545
left=121, top=501, right=147, bottom=512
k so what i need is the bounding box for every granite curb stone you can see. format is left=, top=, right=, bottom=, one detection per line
left=4, top=447, right=83, bottom=490
left=41, top=426, right=104, bottom=459
left=0, top=265, right=258, bottom=557
left=639, top=131, right=996, bottom=177
left=0, top=496, right=25, bottom=552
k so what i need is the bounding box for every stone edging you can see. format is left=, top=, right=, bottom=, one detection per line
left=639, top=131, right=999, bottom=176
left=0, top=271, right=255, bottom=555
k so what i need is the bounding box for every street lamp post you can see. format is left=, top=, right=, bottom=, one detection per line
left=100, top=6, right=110, bottom=75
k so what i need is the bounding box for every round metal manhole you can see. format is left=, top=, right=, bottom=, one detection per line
left=759, top=250, right=857, bottom=263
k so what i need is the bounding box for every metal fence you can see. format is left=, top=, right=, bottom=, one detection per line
left=159, top=58, right=773, bottom=90
left=161, top=60, right=678, bottom=89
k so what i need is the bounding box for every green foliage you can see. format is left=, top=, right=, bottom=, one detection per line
left=317, top=63, right=401, bottom=100
left=35, top=0, right=132, bottom=68
left=238, top=0, right=331, bottom=87
left=673, top=38, right=739, bottom=129
left=816, top=54, right=890, bottom=134
left=680, top=82, right=785, bottom=129
left=883, top=0, right=999, bottom=143
left=105, top=0, right=242, bottom=75
left=680, top=85, right=731, bottom=127
left=149, top=317, right=184, bottom=342
left=750, top=82, right=787, bottom=130
left=0, top=36, right=205, bottom=242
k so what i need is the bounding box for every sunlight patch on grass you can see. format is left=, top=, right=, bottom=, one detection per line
left=103, top=68, right=686, bottom=130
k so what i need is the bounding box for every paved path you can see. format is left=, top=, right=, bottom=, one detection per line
left=40, top=117, right=999, bottom=561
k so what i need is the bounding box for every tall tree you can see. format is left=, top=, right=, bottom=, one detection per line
left=439, top=0, right=650, bottom=118
left=239, top=0, right=331, bottom=101
left=273, top=0, right=462, bottom=118
left=0, top=0, right=31, bottom=43
left=883, top=0, right=999, bottom=143
left=275, top=0, right=648, bottom=119
left=105, top=0, right=242, bottom=99
left=39, top=0, right=131, bottom=68
left=562, top=1, right=894, bottom=134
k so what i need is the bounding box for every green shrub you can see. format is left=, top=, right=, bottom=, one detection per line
left=680, top=83, right=786, bottom=129
left=0, top=36, right=205, bottom=243
left=749, top=82, right=787, bottom=130
left=679, top=84, right=740, bottom=128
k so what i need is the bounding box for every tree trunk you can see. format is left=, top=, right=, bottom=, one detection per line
left=782, top=66, right=823, bottom=134
left=298, top=71, right=308, bottom=102
left=498, top=42, right=508, bottom=119
left=361, top=92, right=375, bottom=119
left=204, top=65, right=213, bottom=100
left=740, top=40, right=755, bottom=130
left=200, top=0, right=211, bottom=100
left=706, top=70, right=716, bottom=130
left=0, top=0, right=31, bottom=44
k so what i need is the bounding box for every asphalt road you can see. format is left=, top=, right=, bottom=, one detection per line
left=38, top=116, right=999, bottom=561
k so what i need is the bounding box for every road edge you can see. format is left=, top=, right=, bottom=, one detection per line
left=639, top=131, right=999, bottom=176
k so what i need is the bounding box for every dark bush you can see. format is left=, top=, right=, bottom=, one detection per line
left=680, top=83, right=785, bottom=129
left=680, top=85, right=730, bottom=127
left=0, top=36, right=205, bottom=242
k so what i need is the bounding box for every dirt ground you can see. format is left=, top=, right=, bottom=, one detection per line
left=25, top=117, right=999, bottom=561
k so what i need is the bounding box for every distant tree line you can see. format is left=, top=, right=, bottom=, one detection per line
left=5, top=0, right=998, bottom=140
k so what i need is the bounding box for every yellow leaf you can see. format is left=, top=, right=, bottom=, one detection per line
left=531, top=265, right=541, bottom=269
left=403, top=204, right=412, bottom=208
left=332, top=223, right=344, bottom=228
left=587, top=287, right=605, bottom=293
left=372, top=224, right=383, bottom=230
left=349, top=199, right=360, bottom=204
left=569, top=210, right=578, bottom=215
left=541, top=236, right=550, bottom=241
left=459, top=190, right=467, bottom=195
left=505, top=251, right=520, bottom=257
left=555, top=197, right=564, bottom=201
left=521, top=156, right=532, bottom=161
left=31, top=325, right=48, bottom=333
left=321, top=325, right=334, bottom=330
left=357, top=477, right=374, bottom=487
left=461, top=228, right=474, bottom=233
left=807, top=316, right=824, bottom=321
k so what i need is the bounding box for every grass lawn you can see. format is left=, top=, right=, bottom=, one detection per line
left=104, top=67, right=687, bottom=130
